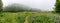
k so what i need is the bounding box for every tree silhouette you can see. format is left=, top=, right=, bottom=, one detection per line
left=55, top=0, right=60, bottom=13
left=0, top=0, right=3, bottom=12
left=0, top=0, right=3, bottom=17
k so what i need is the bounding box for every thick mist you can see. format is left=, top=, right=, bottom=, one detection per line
left=2, top=0, right=56, bottom=11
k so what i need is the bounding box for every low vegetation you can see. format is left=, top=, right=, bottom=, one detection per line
left=0, top=12, right=60, bottom=23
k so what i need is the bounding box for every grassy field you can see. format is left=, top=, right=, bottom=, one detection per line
left=0, top=12, right=60, bottom=23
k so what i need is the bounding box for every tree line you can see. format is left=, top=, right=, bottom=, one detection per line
left=3, top=3, right=41, bottom=12
left=0, top=0, right=60, bottom=13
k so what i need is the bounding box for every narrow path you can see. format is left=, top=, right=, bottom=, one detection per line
left=24, top=16, right=29, bottom=23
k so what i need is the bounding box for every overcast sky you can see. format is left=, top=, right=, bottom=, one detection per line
left=2, top=0, right=56, bottom=11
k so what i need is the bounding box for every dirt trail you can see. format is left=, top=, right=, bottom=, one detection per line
left=24, top=16, right=29, bottom=23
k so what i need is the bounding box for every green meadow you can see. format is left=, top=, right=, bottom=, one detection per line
left=0, top=12, right=60, bottom=23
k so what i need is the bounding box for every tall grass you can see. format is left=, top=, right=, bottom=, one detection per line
left=0, top=12, right=32, bottom=23
left=0, top=12, right=60, bottom=23
left=28, top=14, right=60, bottom=23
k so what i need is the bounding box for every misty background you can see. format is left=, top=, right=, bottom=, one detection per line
left=2, top=0, right=56, bottom=11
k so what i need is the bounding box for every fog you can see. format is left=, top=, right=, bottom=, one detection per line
left=2, top=0, right=56, bottom=11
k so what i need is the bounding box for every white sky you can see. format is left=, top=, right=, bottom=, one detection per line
left=2, top=0, right=56, bottom=11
